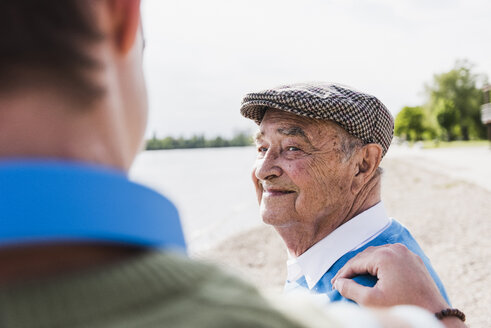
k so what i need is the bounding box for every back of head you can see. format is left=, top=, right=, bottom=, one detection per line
left=0, top=0, right=148, bottom=170
left=0, top=0, right=104, bottom=106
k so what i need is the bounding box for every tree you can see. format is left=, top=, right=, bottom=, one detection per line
left=425, top=60, right=486, bottom=140
left=146, top=133, right=163, bottom=150
left=394, top=106, right=434, bottom=141
left=434, top=99, right=460, bottom=141
left=229, top=132, right=253, bottom=147
left=145, top=132, right=253, bottom=150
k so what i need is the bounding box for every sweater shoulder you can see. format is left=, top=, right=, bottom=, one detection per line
left=0, top=251, right=308, bottom=328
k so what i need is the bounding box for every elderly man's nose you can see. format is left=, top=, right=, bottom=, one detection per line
left=255, top=152, right=282, bottom=181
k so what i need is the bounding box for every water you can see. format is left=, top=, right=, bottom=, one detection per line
left=129, top=147, right=262, bottom=253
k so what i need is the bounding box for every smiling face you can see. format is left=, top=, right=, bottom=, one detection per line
left=252, top=109, right=360, bottom=234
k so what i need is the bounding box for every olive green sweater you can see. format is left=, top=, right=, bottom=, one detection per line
left=0, top=251, right=330, bottom=328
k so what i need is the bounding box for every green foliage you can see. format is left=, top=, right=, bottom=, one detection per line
left=425, top=60, right=486, bottom=140
left=395, top=106, right=429, bottom=141
left=394, top=106, right=439, bottom=141
left=397, top=60, right=488, bottom=142
left=435, top=99, right=461, bottom=140
left=145, top=132, right=253, bottom=150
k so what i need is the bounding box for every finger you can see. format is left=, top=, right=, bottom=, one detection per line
left=334, top=278, right=377, bottom=304
left=331, top=246, right=380, bottom=283
left=333, top=244, right=399, bottom=283
left=332, top=251, right=380, bottom=283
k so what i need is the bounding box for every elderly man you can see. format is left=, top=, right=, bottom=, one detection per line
left=240, top=83, right=450, bottom=304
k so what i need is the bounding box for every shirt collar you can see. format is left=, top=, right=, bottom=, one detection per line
left=0, top=159, right=186, bottom=251
left=287, top=201, right=391, bottom=289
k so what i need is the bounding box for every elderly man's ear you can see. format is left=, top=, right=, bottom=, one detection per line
left=351, top=144, right=383, bottom=194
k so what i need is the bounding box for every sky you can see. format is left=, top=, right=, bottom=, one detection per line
left=141, top=0, right=491, bottom=139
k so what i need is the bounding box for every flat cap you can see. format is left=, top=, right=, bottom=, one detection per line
left=240, top=82, right=394, bottom=157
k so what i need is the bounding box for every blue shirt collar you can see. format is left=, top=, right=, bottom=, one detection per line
left=0, top=160, right=186, bottom=251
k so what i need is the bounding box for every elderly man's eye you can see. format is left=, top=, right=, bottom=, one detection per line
left=286, top=146, right=301, bottom=151
left=257, top=146, right=268, bottom=153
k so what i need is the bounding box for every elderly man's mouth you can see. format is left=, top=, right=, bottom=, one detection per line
left=263, top=188, right=296, bottom=196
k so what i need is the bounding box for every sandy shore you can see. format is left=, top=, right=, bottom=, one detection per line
left=196, top=151, right=491, bottom=327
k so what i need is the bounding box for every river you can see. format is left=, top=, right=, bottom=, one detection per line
left=129, top=147, right=261, bottom=253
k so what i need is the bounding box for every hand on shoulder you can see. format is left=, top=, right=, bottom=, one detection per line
left=331, top=244, right=467, bottom=328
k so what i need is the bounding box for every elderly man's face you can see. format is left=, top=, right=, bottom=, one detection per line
left=252, top=109, right=358, bottom=231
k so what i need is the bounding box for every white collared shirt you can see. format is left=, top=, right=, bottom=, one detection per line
left=286, top=201, right=391, bottom=289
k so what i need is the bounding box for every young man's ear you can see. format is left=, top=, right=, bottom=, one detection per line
left=351, top=144, right=382, bottom=193
left=108, top=0, right=141, bottom=54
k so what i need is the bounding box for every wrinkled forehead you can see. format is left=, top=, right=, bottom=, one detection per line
left=257, top=108, right=348, bottom=140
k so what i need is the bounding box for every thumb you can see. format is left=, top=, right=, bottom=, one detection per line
left=334, top=278, right=375, bottom=304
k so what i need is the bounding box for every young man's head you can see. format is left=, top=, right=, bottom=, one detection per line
left=0, top=0, right=147, bottom=171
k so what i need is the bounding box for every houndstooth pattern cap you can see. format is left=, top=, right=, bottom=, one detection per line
left=240, top=82, right=394, bottom=157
